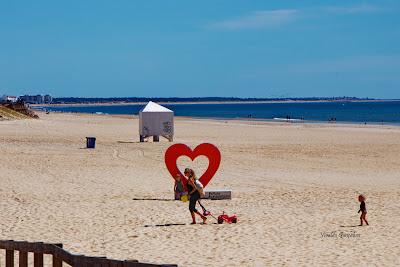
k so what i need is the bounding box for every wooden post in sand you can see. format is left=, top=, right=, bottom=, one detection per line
left=6, top=249, right=14, bottom=267
left=34, top=251, right=44, bottom=267
left=52, top=244, right=63, bottom=267
left=19, top=251, right=28, bottom=267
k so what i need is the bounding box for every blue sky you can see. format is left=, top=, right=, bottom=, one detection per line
left=0, top=0, right=399, bottom=98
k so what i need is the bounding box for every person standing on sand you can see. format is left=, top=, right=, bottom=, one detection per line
left=184, top=168, right=207, bottom=225
left=358, top=194, right=369, bottom=226
left=174, top=174, right=185, bottom=200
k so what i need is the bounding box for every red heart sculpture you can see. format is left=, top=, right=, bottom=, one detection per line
left=165, top=143, right=221, bottom=188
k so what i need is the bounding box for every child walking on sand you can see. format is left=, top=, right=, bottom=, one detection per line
left=358, top=194, right=369, bottom=226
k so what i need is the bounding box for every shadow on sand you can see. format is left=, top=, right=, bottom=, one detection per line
left=144, top=223, right=187, bottom=227
left=132, top=198, right=175, bottom=201
left=339, top=225, right=359, bottom=228
left=144, top=222, right=217, bottom=227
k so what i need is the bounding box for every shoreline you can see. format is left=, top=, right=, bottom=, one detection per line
left=34, top=110, right=400, bottom=129
left=32, top=99, right=400, bottom=107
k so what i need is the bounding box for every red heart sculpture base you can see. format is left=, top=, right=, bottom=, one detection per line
left=165, top=143, right=221, bottom=187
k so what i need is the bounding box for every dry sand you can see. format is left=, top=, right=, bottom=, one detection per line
left=1, top=112, right=400, bottom=266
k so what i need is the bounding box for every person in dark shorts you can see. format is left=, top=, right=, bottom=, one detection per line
left=358, top=194, right=369, bottom=226
left=184, top=168, right=207, bottom=224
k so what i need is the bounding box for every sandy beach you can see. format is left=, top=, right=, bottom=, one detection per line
left=1, top=112, right=400, bottom=266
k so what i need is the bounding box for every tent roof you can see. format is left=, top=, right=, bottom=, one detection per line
left=140, top=101, right=173, bottom=113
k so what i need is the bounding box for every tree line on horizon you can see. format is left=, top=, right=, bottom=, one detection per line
left=52, top=96, right=371, bottom=104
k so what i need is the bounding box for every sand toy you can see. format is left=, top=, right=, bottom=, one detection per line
left=199, top=201, right=237, bottom=224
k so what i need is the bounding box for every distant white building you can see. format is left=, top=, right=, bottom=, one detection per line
left=44, top=95, right=53, bottom=103
left=2, top=95, right=18, bottom=103
left=19, top=94, right=52, bottom=104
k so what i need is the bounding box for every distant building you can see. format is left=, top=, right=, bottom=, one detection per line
left=44, top=95, right=53, bottom=103
left=1, top=95, right=18, bottom=103
left=19, top=94, right=52, bottom=104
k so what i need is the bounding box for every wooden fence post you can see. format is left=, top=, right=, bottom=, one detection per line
left=6, top=250, right=14, bottom=267
left=19, top=251, right=28, bottom=267
left=34, top=252, right=43, bottom=267
left=53, top=255, right=62, bottom=267
left=53, top=243, right=63, bottom=267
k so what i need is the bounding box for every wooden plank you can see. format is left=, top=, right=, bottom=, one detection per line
left=84, top=257, right=108, bottom=267
left=74, top=255, right=87, bottom=267
left=43, top=243, right=62, bottom=254
left=82, top=257, right=101, bottom=267
left=0, top=240, right=16, bottom=251
left=16, top=241, right=30, bottom=252
left=53, top=244, right=63, bottom=249
left=19, top=251, right=28, bottom=267
left=99, top=257, right=109, bottom=267
left=52, top=246, right=74, bottom=266
left=34, top=252, right=43, bottom=267
left=52, top=255, right=62, bottom=267
left=6, top=250, right=14, bottom=267
left=109, top=260, right=123, bottom=267
left=123, top=260, right=140, bottom=267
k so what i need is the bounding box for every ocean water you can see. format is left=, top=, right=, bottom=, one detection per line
left=38, top=101, right=400, bottom=124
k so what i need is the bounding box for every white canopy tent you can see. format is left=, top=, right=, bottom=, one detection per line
left=139, top=101, right=174, bottom=142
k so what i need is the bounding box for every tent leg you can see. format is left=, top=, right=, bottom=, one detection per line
left=140, top=135, right=144, bottom=142
left=162, top=135, right=173, bottom=142
left=153, top=136, right=159, bottom=142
